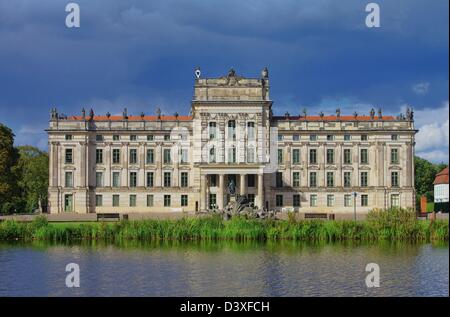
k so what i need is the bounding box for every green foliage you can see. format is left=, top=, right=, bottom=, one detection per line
left=414, top=156, right=448, bottom=204
left=0, top=123, right=19, bottom=213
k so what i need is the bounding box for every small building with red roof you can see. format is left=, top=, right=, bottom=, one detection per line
left=434, top=167, right=449, bottom=213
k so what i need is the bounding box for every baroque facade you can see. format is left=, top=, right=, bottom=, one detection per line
left=47, top=68, right=416, bottom=214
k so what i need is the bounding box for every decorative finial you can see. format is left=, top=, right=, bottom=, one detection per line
left=410, top=108, right=414, bottom=120
left=336, top=108, right=341, bottom=118
left=285, top=111, right=290, bottom=119
left=140, top=111, right=145, bottom=119
left=89, top=108, right=94, bottom=120
left=370, top=108, right=375, bottom=119
left=50, top=108, right=58, bottom=120
left=261, top=67, right=269, bottom=79
left=227, top=67, right=236, bottom=78
left=353, top=111, right=358, bottom=119
left=302, top=108, right=307, bottom=117
left=81, top=108, right=86, bottom=119
left=194, top=67, right=201, bottom=79
left=156, top=107, right=161, bottom=119
left=406, top=107, right=411, bottom=120
left=378, top=108, right=382, bottom=119
left=174, top=112, right=179, bottom=119
left=123, top=108, right=128, bottom=119
left=319, top=111, right=324, bottom=118
left=106, top=112, right=111, bottom=119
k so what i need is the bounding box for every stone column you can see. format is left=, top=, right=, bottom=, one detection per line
left=240, top=174, right=246, bottom=196
left=258, top=174, right=264, bottom=210
left=218, top=174, right=225, bottom=210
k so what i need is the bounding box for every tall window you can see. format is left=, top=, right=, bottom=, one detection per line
left=164, top=172, right=171, bottom=187
left=326, top=172, right=334, bottom=187
left=209, top=122, right=217, bottom=140
left=293, top=134, right=300, bottom=141
left=391, top=148, right=399, bottom=164
left=276, top=195, right=283, bottom=207
left=96, top=172, right=103, bottom=187
left=147, top=195, right=154, bottom=207
left=344, top=149, right=352, bottom=164
left=164, top=134, right=170, bottom=141
left=163, top=149, right=171, bottom=164
left=276, top=172, right=283, bottom=188
left=180, top=149, right=188, bottom=164
left=147, top=135, right=154, bottom=141
left=228, top=120, right=236, bottom=140
left=112, top=149, right=120, bottom=164
left=181, top=172, right=188, bottom=187
left=309, top=149, right=317, bottom=164
left=327, top=194, right=335, bottom=207
left=344, top=134, right=351, bottom=141
left=310, top=134, right=317, bottom=141
left=95, top=195, right=102, bottom=207
left=310, top=194, right=318, bottom=207
left=344, top=194, right=352, bottom=207
left=129, top=195, right=137, bottom=207
left=130, top=135, right=137, bottom=141
left=360, top=149, right=368, bottom=164
left=391, top=194, right=400, bottom=207
left=65, top=134, right=72, bottom=140
left=96, top=135, right=103, bottom=142
left=293, top=194, right=301, bottom=207
left=361, top=194, right=368, bottom=207
left=247, top=122, right=255, bottom=139
left=361, top=134, right=368, bottom=141
left=210, top=175, right=217, bottom=187
left=344, top=172, right=351, bottom=187
left=292, top=149, right=300, bottom=164
left=164, top=195, right=171, bottom=207
left=113, top=135, right=120, bottom=141
left=293, top=172, right=300, bottom=187
left=146, top=149, right=154, bottom=164
left=112, top=195, right=120, bottom=207
left=129, top=172, right=137, bottom=187
left=209, top=147, right=216, bottom=163
left=327, top=135, right=334, bottom=141
left=146, top=172, right=154, bottom=187
left=228, top=146, right=236, bottom=163
left=326, top=149, right=334, bottom=164
left=391, top=172, right=399, bottom=187
left=309, top=172, right=317, bottom=187
left=112, top=172, right=120, bottom=187
left=65, top=172, right=73, bottom=187
left=247, top=146, right=255, bottom=163
left=65, top=148, right=73, bottom=164
left=278, top=149, right=283, bottom=164
left=360, top=172, right=368, bottom=187
left=247, top=175, right=255, bottom=187
left=181, top=195, right=188, bottom=207
left=391, top=134, right=398, bottom=141
left=129, top=149, right=137, bottom=164
left=96, top=149, right=103, bottom=164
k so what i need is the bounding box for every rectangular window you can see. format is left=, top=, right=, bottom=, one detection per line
left=163, top=149, right=171, bottom=164
left=344, top=194, right=352, bottom=207
left=129, top=195, right=137, bottom=207
left=327, top=194, right=335, bottom=207
left=309, top=172, right=317, bottom=188
left=180, top=149, right=188, bottom=164
left=146, top=149, right=154, bottom=164
left=209, top=194, right=217, bottom=209
left=112, top=172, right=120, bottom=187
left=278, top=149, right=283, bottom=164
left=147, top=172, right=154, bottom=187
left=210, top=175, right=217, bottom=187
left=276, top=195, right=283, bottom=207
left=112, top=195, right=120, bottom=207
left=360, top=149, right=368, bottom=164
left=228, top=120, right=236, bottom=140
left=391, top=148, right=399, bottom=164
left=181, top=195, right=188, bottom=207
left=65, top=134, right=72, bottom=140
left=361, top=134, right=368, bottom=141
left=164, top=134, right=170, bottom=141
left=391, top=134, right=398, bottom=141
left=130, top=172, right=137, bottom=187
left=247, top=122, right=255, bottom=139
left=96, top=172, right=103, bottom=187
left=129, top=149, right=138, bottom=164
left=292, top=149, right=300, bottom=164
left=391, top=172, right=399, bottom=187
left=361, top=172, right=368, bottom=187
left=278, top=134, right=283, bottom=141
left=130, top=135, right=137, bottom=141
left=293, top=172, right=300, bottom=187
left=391, top=194, right=400, bottom=207
left=181, top=172, right=188, bottom=187
left=209, top=122, right=217, bottom=140
left=164, top=172, right=171, bottom=187
left=96, top=135, right=103, bottom=142
left=361, top=194, right=368, bottom=207
left=64, top=194, right=73, bottom=212
left=310, top=194, right=317, bottom=207
left=96, top=149, right=103, bottom=164
left=326, top=149, right=334, bottom=164
left=326, top=172, right=334, bottom=187
left=65, top=172, right=73, bottom=187
left=147, top=195, right=154, bottom=207
left=327, top=135, right=334, bottom=141
left=309, top=149, right=317, bottom=164
left=344, top=134, right=351, bottom=141
left=112, top=149, right=120, bottom=164
left=65, top=148, right=73, bottom=164
left=228, top=147, right=236, bottom=163
left=293, top=134, right=300, bottom=141
left=344, top=172, right=351, bottom=188
left=344, top=149, right=352, bottom=164
left=293, top=194, right=301, bottom=207
left=310, top=134, right=317, bottom=141
left=113, top=135, right=120, bottom=141
left=147, top=135, right=154, bottom=141
left=276, top=172, right=283, bottom=188
left=164, top=195, right=171, bottom=207
left=247, top=174, right=255, bottom=188
left=247, top=147, right=255, bottom=163
left=95, top=195, right=102, bottom=207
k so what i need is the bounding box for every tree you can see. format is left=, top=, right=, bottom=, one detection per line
left=414, top=155, right=448, bottom=204
left=0, top=123, right=19, bottom=213
left=13, top=146, right=49, bottom=213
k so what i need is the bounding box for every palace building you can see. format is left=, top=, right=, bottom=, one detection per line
left=47, top=68, right=417, bottom=214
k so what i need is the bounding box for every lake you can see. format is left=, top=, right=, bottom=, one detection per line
left=0, top=241, right=448, bottom=296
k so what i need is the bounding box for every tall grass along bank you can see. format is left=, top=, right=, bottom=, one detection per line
left=0, top=209, right=448, bottom=242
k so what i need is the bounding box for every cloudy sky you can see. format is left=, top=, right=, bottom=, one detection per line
left=0, top=0, right=448, bottom=162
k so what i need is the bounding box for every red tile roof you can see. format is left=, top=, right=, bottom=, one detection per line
left=67, top=115, right=193, bottom=121
left=434, top=167, right=449, bottom=185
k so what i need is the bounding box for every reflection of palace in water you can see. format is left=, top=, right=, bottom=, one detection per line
left=47, top=68, right=416, bottom=214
